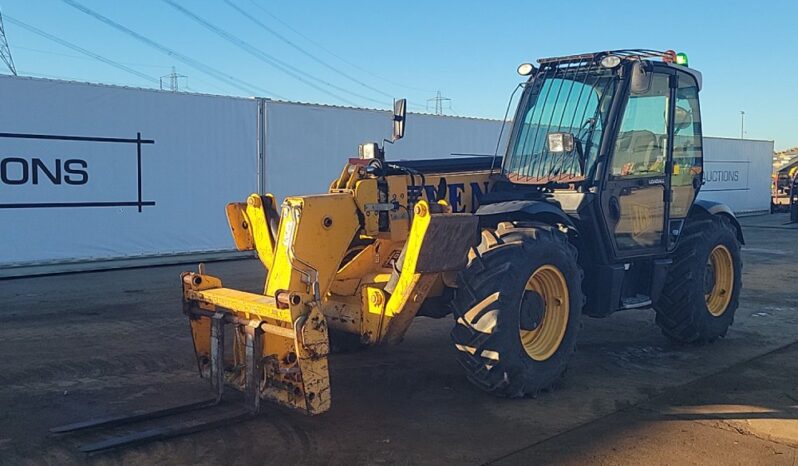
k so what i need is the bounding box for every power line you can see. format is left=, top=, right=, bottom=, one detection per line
left=16, top=69, right=86, bottom=81
left=17, top=43, right=231, bottom=94
left=182, top=73, right=232, bottom=94
left=19, top=68, right=145, bottom=86
left=246, top=0, right=434, bottom=95
left=0, top=9, right=18, bottom=75
left=162, top=0, right=389, bottom=107
left=224, top=0, right=394, bottom=100
left=14, top=45, right=174, bottom=69
left=5, top=15, right=159, bottom=85
left=61, top=0, right=286, bottom=99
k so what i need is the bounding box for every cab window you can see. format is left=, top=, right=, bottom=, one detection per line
left=669, top=73, right=703, bottom=218
left=611, top=73, right=670, bottom=178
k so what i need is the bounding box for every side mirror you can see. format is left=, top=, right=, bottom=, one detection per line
left=547, top=132, right=575, bottom=153
left=674, top=105, right=692, bottom=132
left=392, top=98, right=406, bottom=141
left=630, top=60, right=653, bottom=95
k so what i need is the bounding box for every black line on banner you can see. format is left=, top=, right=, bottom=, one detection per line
left=136, top=132, right=143, bottom=212
left=0, top=132, right=155, bottom=144
left=0, top=201, right=156, bottom=209
left=0, top=131, right=156, bottom=212
left=700, top=188, right=750, bottom=192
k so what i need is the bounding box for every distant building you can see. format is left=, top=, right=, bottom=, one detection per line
left=773, top=147, right=798, bottom=171
left=778, top=157, right=798, bottom=177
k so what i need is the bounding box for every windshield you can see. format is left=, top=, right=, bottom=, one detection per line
left=504, top=65, right=617, bottom=184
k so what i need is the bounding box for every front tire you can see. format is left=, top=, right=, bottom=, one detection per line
left=451, top=223, right=584, bottom=397
left=654, top=214, right=742, bottom=343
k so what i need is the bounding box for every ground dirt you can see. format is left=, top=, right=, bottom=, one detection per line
left=0, top=213, right=796, bottom=465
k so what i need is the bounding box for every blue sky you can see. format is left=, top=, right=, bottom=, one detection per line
left=2, top=0, right=796, bottom=150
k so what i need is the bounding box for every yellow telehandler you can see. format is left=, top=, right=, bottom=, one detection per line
left=54, top=49, right=744, bottom=452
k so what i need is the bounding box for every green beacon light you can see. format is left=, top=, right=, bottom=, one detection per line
left=675, top=52, right=689, bottom=66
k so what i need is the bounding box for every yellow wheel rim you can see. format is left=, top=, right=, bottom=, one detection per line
left=706, top=245, right=734, bottom=316
left=519, top=265, right=569, bottom=361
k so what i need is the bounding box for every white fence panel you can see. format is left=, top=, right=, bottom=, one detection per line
left=262, top=101, right=504, bottom=202
left=700, top=137, right=774, bottom=215
left=0, top=76, right=259, bottom=272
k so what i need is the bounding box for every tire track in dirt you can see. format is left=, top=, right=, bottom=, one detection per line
left=0, top=318, right=183, bottom=342
left=0, top=300, right=173, bottom=321
left=0, top=350, right=195, bottom=392
left=0, top=368, right=199, bottom=395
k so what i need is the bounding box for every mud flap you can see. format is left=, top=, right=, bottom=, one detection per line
left=414, top=214, right=479, bottom=273
left=377, top=202, right=479, bottom=344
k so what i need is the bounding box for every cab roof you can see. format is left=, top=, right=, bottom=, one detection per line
left=534, top=49, right=703, bottom=91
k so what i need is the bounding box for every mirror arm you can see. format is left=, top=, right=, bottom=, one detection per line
left=576, top=141, right=586, bottom=175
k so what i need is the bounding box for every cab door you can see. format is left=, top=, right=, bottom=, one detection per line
left=601, top=71, right=673, bottom=257
left=668, top=71, right=704, bottom=248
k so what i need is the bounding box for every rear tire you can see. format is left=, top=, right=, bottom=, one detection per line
left=654, top=215, right=742, bottom=344
left=451, top=223, right=584, bottom=397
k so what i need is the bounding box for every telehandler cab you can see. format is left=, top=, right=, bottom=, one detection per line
left=55, top=49, right=743, bottom=452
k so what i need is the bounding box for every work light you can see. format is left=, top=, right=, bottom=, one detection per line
left=517, top=63, right=536, bottom=76
left=600, top=55, right=621, bottom=69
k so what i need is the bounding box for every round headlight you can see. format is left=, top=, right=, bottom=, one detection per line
left=517, top=63, right=536, bottom=76
left=600, top=55, right=622, bottom=69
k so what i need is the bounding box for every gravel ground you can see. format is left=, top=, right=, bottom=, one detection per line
left=0, top=213, right=796, bottom=465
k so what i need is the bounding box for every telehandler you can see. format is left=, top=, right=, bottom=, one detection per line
left=55, top=49, right=743, bottom=451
